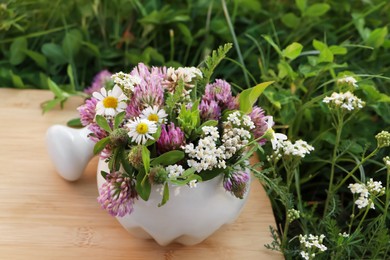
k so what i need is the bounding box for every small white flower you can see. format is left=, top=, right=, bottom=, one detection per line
left=140, top=106, right=167, bottom=124
left=166, top=164, right=184, bottom=179
left=188, top=180, right=198, bottom=188
left=338, top=76, right=358, bottom=88
left=126, top=118, right=157, bottom=145
left=111, top=71, right=141, bottom=92
left=300, top=251, right=310, bottom=260
left=322, top=91, right=365, bottom=111
left=93, top=85, right=128, bottom=117
left=339, top=232, right=350, bottom=238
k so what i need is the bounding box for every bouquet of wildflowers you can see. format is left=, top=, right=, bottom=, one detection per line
left=76, top=44, right=278, bottom=217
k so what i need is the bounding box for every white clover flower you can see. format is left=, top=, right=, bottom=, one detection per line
left=93, top=85, right=128, bottom=117
left=111, top=71, right=141, bottom=92
left=166, top=164, right=184, bottom=179
left=140, top=106, right=167, bottom=124
left=126, top=118, right=157, bottom=145
left=323, top=91, right=365, bottom=111
left=164, top=67, right=202, bottom=94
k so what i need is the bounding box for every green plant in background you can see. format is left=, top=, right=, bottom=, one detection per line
left=4, top=0, right=390, bottom=258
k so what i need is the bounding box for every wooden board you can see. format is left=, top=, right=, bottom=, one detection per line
left=0, top=88, right=282, bottom=259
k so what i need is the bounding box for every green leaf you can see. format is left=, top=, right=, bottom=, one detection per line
left=41, top=43, right=67, bottom=65
left=329, top=45, right=347, bottom=55
left=295, top=0, right=307, bottom=13
left=304, top=3, right=330, bottom=17
left=158, top=182, right=170, bottom=207
left=62, top=29, right=83, bottom=59
left=151, top=150, right=185, bottom=166
left=10, top=37, right=27, bottom=65
left=47, top=78, right=64, bottom=98
left=197, top=168, right=223, bottom=181
left=66, top=118, right=82, bottom=127
left=366, top=27, right=388, bottom=48
left=42, top=99, right=62, bottom=113
left=282, top=42, right=303, bottom=60
left=9, top=70, right=25, bottom=88
left=199, top=43, right=233, bottom=87
left=177, top=23, right=193, bottom=45
left=199, top=120, right=218, bottom=129
left=95, top=115, right=112, bottom=133
left=144, top=126, right=162, bottom=146
left=24, top=50, right=47, bottom=69
left=100, top=171, right=108, bottom=179
left=67, top=64, right=76, bottom=91
left=262, top=35, right=282, bottom=56
left=93, top=137, right=110, bottom=155
left=278, top=61, right=297, bottom=79
left=313, top=40, right=333, bottom=63
left=180, top=168, right=196, bottom=178
left=141, top=146, right=150, bottom=174
left=114, top=111, right=126, bottom=129
left=136, top=170, right=151, bottom=201
left=239, top=81, right=274, bottom=114
left=281, top=13, right=300, bottom=29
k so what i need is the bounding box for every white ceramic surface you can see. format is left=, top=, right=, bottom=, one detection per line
left=97, top=159, right=251, bottom=246
left=46, top=125, right=250, bottom=246
left=46, top=125, right=95, bottom=181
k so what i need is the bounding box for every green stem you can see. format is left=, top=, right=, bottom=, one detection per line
left=221, top=0, right=250, bottom=88
left=323, top=113, right=343, bottom=217
left=333, top=148, right=379, bottom=191
left=281, top=208, right=290, bottom=254
left=355, top=206, right=370, bottom=232
left=384, top=168, right=390, bottom=221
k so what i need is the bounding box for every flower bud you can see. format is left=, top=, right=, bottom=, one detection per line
left=149, top=166, right=168, bottom=184
left=128, top=145, right=143, bottom=169
left=375, top=131, right=390, bottom=148
left=109, top=128, right=128, bottom=147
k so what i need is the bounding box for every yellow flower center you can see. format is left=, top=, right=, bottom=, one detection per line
left=103, top=96, right=118, bottom=108
left=147, top=114, right=159, bottom=122
left=136, top=122, right=149, bottom=134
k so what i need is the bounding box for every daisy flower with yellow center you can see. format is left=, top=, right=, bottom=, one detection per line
left=126, top=118, right=158, bottom=145
left=93, top=85, right=128, bottom=117
left=140, top=106, right=168, bottom=124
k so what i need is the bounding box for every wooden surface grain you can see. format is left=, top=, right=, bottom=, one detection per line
left=0, top=88, right=282, bottom=259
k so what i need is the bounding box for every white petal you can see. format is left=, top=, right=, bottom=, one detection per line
left=93, top=92, right=104, bottom=101
left=112, top=85, right=122, bottom=97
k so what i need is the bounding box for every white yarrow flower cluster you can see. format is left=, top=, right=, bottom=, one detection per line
left=348, top=178, right=385, bottom=209
left=222, top=112, right=254, bottom=159
left=111, top=71, right=141, bottom=92
left=384, top=156, right=390, bottom=168
left=338, top=232, right=350, bottom=238
left=165, top=164, right=185, bottom=179
left=299, top=234, right=327, bottom=260
left=183, top=126, right=227, bottom=172
left=280, top=139, right=314, bottom=158
left=323, top=91, right=365, bottom=111
left=337, top=76, right=358, bottom=88
left=273, top=139, right=314, bottom=159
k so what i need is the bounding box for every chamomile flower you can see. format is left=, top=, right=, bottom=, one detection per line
left=93, top=85, right=128, bottom=117
left=126, top=118, right=158, bottom=145
left=140, top=106, right=168, bottom=124
left=263, top=116, right=287, bottom=150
